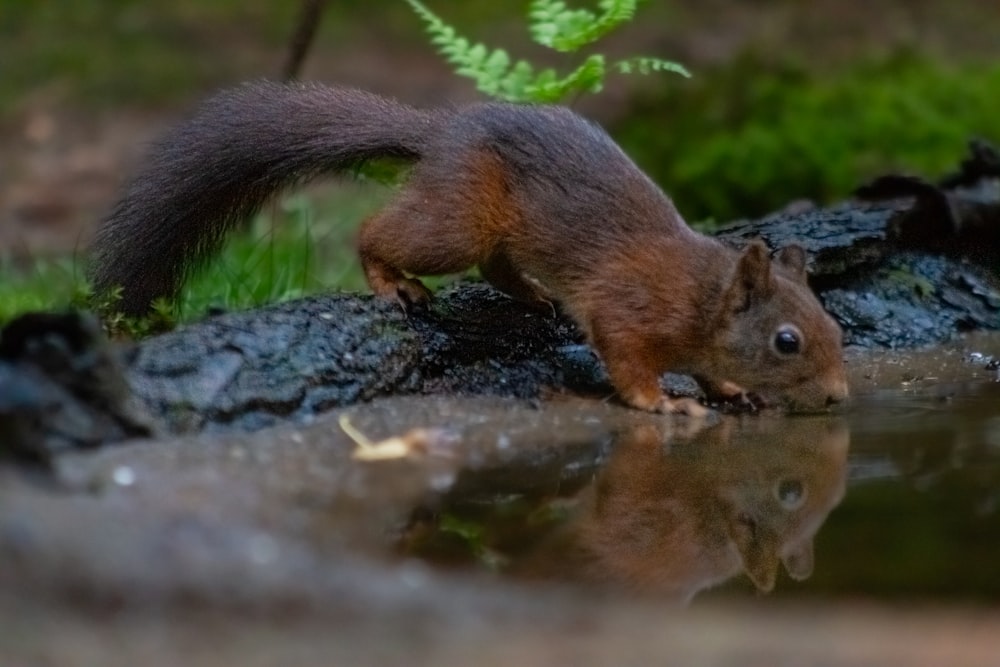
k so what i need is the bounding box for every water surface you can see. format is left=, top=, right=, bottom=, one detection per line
left=403, top=338, right=1000, bottom=606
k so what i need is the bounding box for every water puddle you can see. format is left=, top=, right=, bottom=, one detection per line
left=399, top=342, right=1000, bottom=605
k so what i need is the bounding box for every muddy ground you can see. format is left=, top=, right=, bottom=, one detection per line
left=3, top=336, right=1000, bottom=666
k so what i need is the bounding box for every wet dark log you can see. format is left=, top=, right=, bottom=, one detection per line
left=717, top=139, right=1000, bottom=278
left=126, top=284, right=593, bottom=434
left=0, top=313, right=156, bottom=465
left=2, top=143, right=999, bottom=456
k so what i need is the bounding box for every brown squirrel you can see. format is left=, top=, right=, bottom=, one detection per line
left=88, top=81, right=848, bottom=415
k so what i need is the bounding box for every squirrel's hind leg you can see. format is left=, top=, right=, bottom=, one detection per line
left=358, top=191, right=485, bottom=306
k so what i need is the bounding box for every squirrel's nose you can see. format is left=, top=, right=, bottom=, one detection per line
left=825, top=379, right=849, bottom=407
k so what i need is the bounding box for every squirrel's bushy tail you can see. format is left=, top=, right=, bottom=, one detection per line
left=88, top=81, right=441, bottom=315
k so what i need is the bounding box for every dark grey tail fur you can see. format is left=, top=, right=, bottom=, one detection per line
left=88, top=81, right=440, bottom=315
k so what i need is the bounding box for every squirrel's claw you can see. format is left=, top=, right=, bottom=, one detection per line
left=394, top=278, right=434, bottom=311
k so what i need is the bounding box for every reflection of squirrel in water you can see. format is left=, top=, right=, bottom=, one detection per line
left=88, top=82, right=848, bottom=414
left=517, top=416, right=849, bottom=603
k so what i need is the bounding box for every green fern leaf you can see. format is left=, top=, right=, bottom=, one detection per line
left=529, top=0, right=597, bottom=51
left=406, top=0, right=529, bottom=99
left=615, top=56, right=691, bottom=78
left=527, top=0, right=565, bottom=46
left=529, top=0, right=641, bottom=52
left=525, top=54, right=606, bottom=102
left=466, top=43, right=488, bottom=67
left=406, top=0, right=689, bottom=104
left=483, top=49, right=511, bottom=78
left=497, top=60, right=537, bottom=101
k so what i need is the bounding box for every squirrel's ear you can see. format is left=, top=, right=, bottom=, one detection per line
left=729, top=515, right=779, bottom=593
left=781, top=538, right=815, bottom=581
left=727, top=240, right=773, bottom=311
left=775, top=244, right=808, bottom=284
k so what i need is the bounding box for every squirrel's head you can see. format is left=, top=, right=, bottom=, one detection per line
left=711, top=241, right=848, bottom=411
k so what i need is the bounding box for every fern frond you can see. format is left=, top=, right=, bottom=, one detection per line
left=496, top=60, right=537, bottom=101
left=528, top=1, right=596, bottom=51
left=405, top=0, right=457, bottom=47
left=524, top=54, right=607, bottom=102
left=529, top=0, right=642, bottom=52
left=406, top=0, right=690, bottom=104
left=405, top=0, right=536, bottom=100
left=615, top=56, right=691, bottom=78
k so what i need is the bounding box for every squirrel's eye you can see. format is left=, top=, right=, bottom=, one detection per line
left=775, top=479, right=806, bottom=510
left=773, top=326, right=801, bottom=355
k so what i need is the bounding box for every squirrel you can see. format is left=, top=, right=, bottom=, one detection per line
left=514, top=416, right=850, bottom=602
left=88, top=81, right=849, bottom=415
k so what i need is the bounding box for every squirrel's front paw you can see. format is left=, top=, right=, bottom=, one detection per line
left=627, top=392, right=709, bottom=417
left=695, top=378, right=766, bottom=414
left=707, top=387, right=760, bottom=413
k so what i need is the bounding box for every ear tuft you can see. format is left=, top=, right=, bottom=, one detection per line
left=775, top=244, right=808, bottom=284
left=782, top=539, right=815, bottom=581
left=728, top=240, right=773, bottom=310
left=730, top=516, right=779, bottom=593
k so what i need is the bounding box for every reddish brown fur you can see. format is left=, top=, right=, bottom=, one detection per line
left=517, top=417, right=850, bottom=602
left=89, top=82, right=848, bottom=413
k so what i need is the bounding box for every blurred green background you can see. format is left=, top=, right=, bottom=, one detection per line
left=1, top=0, right=999, bottom=321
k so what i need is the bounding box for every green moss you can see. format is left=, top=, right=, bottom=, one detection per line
left=615, top=51, right=1000, bottom=224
